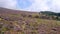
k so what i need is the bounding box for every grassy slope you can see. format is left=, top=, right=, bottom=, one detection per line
left=0, top=8, right=60, bottom=34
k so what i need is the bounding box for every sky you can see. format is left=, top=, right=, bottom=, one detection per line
left=0, top=0, right=60, bottom=12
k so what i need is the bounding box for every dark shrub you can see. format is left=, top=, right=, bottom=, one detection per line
left=0, top=25, right=2, bottom=28
left=4, top=17, right=9, bottom=21
left=0, top=23, right=3, bottom=28
left=0, top=31, right=4, bottom=34
left=52, top=28, right=57, bottom=31
left=34, top=15, right=39, bottom=18
left=28, top=15, right=32, bottom=18
left=21, top=14, right=26, bottom=17
left=0, top=16, right=1, bottom=18
left=40, top=16, right=47, bottom=19
left=7, top=25, right=14, bottom=30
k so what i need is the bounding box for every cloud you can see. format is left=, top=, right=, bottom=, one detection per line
left=17, top=0, right=49, bottom=11
left=50, top=0, right=60, bottom=12
left=0, top=0, right=17, bottom=9
left=24, top=0, right=60, bottom=12
left=0, top=0, right=60, bottom=12
left=24, top=0, right=51, bottom=11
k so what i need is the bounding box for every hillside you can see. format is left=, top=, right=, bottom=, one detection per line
left=0, top=7, right=60, bottom=34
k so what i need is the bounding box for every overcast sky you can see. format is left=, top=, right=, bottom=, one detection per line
left=0, top=0, right=60, bottom=12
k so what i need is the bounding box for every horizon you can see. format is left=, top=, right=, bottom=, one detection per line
left=0, top=0, right=60, bottom=13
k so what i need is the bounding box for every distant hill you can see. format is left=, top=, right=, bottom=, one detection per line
left=40, top=11, right=60, bottom=16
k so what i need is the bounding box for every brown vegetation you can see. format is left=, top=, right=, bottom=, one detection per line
left=0, top=7, right=60, bottom=34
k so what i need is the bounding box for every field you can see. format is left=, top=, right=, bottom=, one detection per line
left=0, top=7, right=60, bottom=34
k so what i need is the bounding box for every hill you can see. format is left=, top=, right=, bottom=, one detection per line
left=39, top=11, right=60, bottom=20
left=0, top=7, right=60, bottom=34
left=40, top=11, right=60, bottom=16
